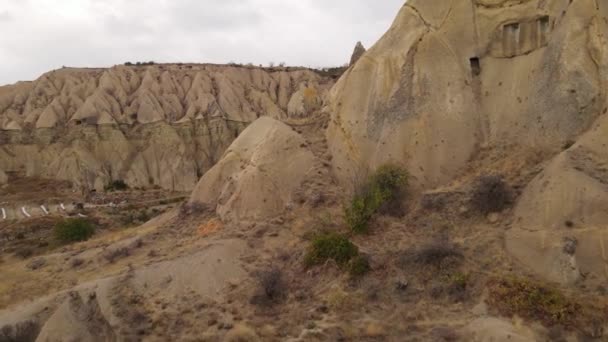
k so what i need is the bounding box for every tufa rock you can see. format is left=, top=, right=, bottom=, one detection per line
left=325, top=0, right=608, bottom=285
left=189, top=117, right=315, bottom=223
left=349, top=41, right=366, bottom=66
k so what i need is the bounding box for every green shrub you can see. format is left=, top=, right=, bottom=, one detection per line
left=54, top=218, right=95, bottom=243
left=304, top=232, right=359, bottom=268
left=348, top=255, right=370, bottom=278
left=345, top=164, right=408, bottom=234
left=105, top=180, right=128, bottom=192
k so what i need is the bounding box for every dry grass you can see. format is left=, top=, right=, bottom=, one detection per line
left=487, top=277, right=607, bottom=333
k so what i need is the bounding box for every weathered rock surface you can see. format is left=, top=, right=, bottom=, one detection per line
left=349, top=41, right=366, bottom=66
left=326, top=0, right=608, bottom=284
left=327, top=0, right=608, bottom=191
left=190, top=117, right=315, bottom=222
left=0, top=65, right=333, bottom=191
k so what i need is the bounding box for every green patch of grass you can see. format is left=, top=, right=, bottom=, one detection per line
left=54, top=218, right=95, bottom=243
left=304, top=232, right=360, bottom=268
left=487, top=277, right=581, bottom=328
left=345, top=164, right=408, bottom=234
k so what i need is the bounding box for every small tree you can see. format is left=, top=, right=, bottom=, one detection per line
left=54, top=218, right=95, bottom=243
left=344, top=164, right=408, bottom=234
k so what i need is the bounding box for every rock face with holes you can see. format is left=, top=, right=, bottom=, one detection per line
left=189, top=116, right=315, bottom=222
left=327, top=0, right=608, bottom=190
left=326, top=0, right=608, bottom=284
left=0, top=65, right=333, bottom=191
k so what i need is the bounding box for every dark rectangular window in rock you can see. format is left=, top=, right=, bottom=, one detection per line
left=503, top=22, right=520, bottom=56
left=470, top=57, right=481, bottom=76
left=539, top=16, right=550, bottom=46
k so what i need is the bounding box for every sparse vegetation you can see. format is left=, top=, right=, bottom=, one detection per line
left=445, top=272, right=470, bottom=301
left=179, top=201, right=208, bottom=218
left=348, top=255, right=371, bottom=278
left=251, top=268, right=286, bottom=306
left=487, top=277, right=581, bottom=328
left=409, top=241, right=463, bottom=269
left=105, top=179, right=128, bottom=192
left=14, top=247, right=34, bottom=259
left=304, top=232, right=369, bottom=278
left=313, top=66, right=349, bottom=79
left=102, top=239, right=143, bottom=263
left=54, top=218, right=95, bottom=243
left=344, top=164, right=408, bottom=234
left=470, top=175, right=512, bottom=214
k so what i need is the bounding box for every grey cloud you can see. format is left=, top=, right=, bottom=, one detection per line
left=0, top=11, right=13, bottom=22
left=0, top=0, right=405, bottom=86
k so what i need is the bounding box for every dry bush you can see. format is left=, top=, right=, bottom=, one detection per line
left=102, top=239, right=143, bottom=263
left=403, top=240, right=463, bottom=270
left=251, top=268, right=287, bottom=306
left=470, top=175, right=512, bottom=214
left=487, top=277, right=581, bottom=328
left=179, top=201, right=209, bottom=218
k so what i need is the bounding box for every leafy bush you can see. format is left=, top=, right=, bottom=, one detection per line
left=54, top=218, right=95, bottom=243
left=470, top=175, right=512, bottom=214
left=345, top=164, right=408, bottom=234
left=487, top=277, right=581, bottom=328
left=105, top=180, right=128, bottom=192
left=304, top=232, right=359, bottom=268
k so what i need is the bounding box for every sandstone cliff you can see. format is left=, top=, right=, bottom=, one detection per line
left=0, top=64, right=333, bottom=191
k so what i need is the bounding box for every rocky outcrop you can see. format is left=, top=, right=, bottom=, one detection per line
left=0, top=65, right=333, bottom=191
left=327, top=0, right=608, bottom=191
left=349, top=41, right=366, bottom=66
left=189, top=117, right=315, bottom=222
left=326, top=0, right=608, bottom=284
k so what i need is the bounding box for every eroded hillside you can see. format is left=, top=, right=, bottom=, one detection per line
left=0, top=64, right=335, bottom=191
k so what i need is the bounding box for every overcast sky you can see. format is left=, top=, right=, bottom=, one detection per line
left=0, top=0, right=404, bottom=86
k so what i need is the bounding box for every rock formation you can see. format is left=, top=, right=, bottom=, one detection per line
left=189, top=117, right=315, bottom=222
left=326, top=0, right=608, bottom=284
left=0, top=64, right=333, bottom=191
left=349, top=41, right=366, bottom=66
